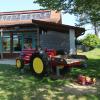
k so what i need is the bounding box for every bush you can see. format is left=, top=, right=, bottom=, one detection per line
left=80, top=34, right=100, bottom=49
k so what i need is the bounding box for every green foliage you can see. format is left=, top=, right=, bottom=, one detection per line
left=34, top=0, right=73, bottom=12
left=81, top=34, right=100, bottom=48
left=34, top=0, right=100, bottom=35
left=34, top=0, right=100, bottom=13
left=74, top=0, right=100, bottom=36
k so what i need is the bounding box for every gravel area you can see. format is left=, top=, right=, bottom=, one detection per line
left=0, top=59, right=16, bottom=65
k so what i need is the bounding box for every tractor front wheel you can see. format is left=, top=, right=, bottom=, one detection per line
left=16, top=58, right=24, bottom=69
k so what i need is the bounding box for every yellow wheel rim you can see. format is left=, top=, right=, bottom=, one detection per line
left=33, top=57, right=44, bottom=74
left=16, top=60, right=21, bottom=68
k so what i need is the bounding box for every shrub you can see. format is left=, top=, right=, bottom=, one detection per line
left=80, top=34, right=100, bottom=49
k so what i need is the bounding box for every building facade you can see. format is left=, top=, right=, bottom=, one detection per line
left=0, top=10, right=85, bottom=58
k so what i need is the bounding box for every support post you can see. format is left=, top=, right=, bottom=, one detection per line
left=56, top=67, right=61, bottom=77
left=0, top=29, right=3, bottom=59
left=10, top=32, right=13, bottom=54
left=32, top=32, right=35, bottom=48
left=36, top=27, right=40, bottom=49
left=21, top=32, right=24, bottom=50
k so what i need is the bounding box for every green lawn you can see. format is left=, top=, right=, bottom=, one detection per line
left=0, top=48, right=100, bottom=100
left=76, top=48, right=100, bottom=78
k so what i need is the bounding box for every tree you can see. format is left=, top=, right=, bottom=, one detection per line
left=75, top=13, right=100, bottom=36
left=34, top=0, right=100, bottom=36
left=74, top=0, right=100, bottom=36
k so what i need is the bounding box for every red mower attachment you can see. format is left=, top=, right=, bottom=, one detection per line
left=77, top=75, right=96, bottom=85
left=16, top=48, right=88, bottom=77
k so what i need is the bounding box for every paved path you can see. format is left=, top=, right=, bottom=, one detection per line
left=0, top=59, right=16, bottom=65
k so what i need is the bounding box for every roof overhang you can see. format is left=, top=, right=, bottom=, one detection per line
left=0, top=19, right=85, bottom=37
left=32, top=19, right=85, bottom=37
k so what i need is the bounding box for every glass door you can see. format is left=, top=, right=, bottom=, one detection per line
left=24, top=33, right=32, bottom=49
left=13, top=33, right=22, bottom=52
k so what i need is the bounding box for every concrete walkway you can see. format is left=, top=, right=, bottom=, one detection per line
left=0, top=59, right=16, bottom=65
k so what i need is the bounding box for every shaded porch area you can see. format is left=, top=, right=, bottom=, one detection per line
left=0, top=19, right=85, bottom=59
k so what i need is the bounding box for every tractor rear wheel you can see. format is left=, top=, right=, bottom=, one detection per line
left=30, top=54, right=48, bottom=77
left=16, top=58, right=24, bottom=69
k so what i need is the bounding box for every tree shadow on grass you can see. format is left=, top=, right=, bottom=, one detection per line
left=0, top=64, right=68, bottom=100
left=0, top=64, right=99, bottom=100
left=70, top=58, right=100, bottom=78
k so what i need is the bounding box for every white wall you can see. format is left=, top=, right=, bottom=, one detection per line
left=69, top=29, right=76, bottom=54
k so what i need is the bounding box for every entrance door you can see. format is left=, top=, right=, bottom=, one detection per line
left=24, top=33, right=32, bottom=49
left=13, top=33, right=22, bottom=51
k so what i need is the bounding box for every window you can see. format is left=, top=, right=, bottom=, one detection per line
left=31, top=14, right=36, bottom=19
left=2, top=33, right=22, bottom=52
left=24, top=37, right=32, bottom=49
left=11, top=15, right=18, bottom=20
left=13, top=33, right=22, bottom=51
left=0, top=16, right=2, bottom=20
left=0, top=11, right=51, bottom=21
left=44, top=12, right=51, bottom=18
left=26, top=14, right=31, bottom=20
left=6, top=15, right=12, bottom=21
left=2, top=15, right=7, bottom=21
left=2, top=34, right=10, bottom=52
left=24, top=33, right=32, bottom=49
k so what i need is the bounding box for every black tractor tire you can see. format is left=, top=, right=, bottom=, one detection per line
left=60, top=67, right=71, bottom=75
left=16, top=58, right=24, bottom=69
left=30, top=54, right=49, bottom=77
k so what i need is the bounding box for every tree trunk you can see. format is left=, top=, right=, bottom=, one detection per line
left=93, top=22, right=99, bottom=37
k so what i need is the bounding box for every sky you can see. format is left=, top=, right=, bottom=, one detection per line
left=0, top=0, right=93, bottom=37
left=0, top=0, right=76, bottom=25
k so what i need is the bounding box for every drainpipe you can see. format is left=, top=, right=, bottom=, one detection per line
left=0, top=29, right=3, bottom=59
left=69, top=29, right=76, bottom=55
left=35, top=25, right=40, bottom=50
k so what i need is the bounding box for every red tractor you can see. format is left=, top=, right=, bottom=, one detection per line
left=16, top=48, right=87, bottom=76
